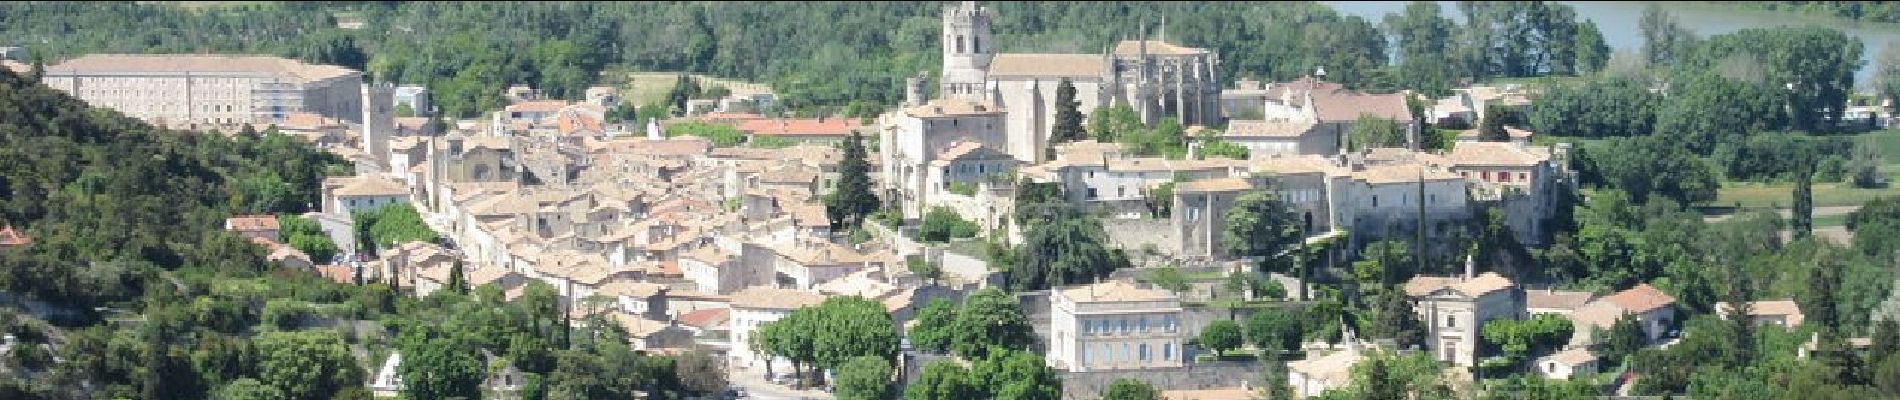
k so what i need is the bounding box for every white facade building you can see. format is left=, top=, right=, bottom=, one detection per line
left=42, top=54, right=365, bottom=129
left=1047, top=280, right=1187, bottom=372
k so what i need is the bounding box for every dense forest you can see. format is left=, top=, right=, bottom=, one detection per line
left=0, top=65, right=716, bottom=399
left=0, top=1, right=1606, bottom=118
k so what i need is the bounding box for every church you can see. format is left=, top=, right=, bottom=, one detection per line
left=879, top=1, right=1223, bottom=217
left=936, top=1, right=1222, bottom=163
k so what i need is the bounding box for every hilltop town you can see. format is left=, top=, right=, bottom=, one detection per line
left=4, top=2, right=1900, bottom=400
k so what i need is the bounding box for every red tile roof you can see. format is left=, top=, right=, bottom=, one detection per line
left=226, top=215, right=280, bottom=231
left=1603, top=283, right=1676, bottom=314
left=0, top=225, right=30, bottom=247
left=676, top=308, right=730, bottom=330
left=315, top=264, right=355, bottom=284
left=733, top=117, right=860, bottom=137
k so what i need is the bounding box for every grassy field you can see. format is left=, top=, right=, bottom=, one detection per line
left=1713, top=182, right=1900, bottom=209
left=1710, top=129, right=1900, bottom=209
left=617, top=71, right=774, bottom=109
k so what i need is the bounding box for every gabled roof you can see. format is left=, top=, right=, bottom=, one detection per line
left=1527, top=290, right=1597, bottom=312
left=328, top=175, right=409, bottom=197
left=1113, top=40, right=1209, bottom=56
left=1060, top=280, right=1177, bottom=303
left=987, top=53, right=1103, bottom=78
left=1601, top=283, right=1676, bottom=314
left=677, top=308, right=730, bottom=330
left=1224, top=119, right=1317, bottom=138
left=47, top=54, right=359, bottom=82
left=1174, top=177, right=1253, bottom=193
left=1403, top=272, right=1514, bottom=298
left=226, top=215, right=280, bottom=231
left=1438, top=142, right=1550, bottom=168
left=729, top=287, right=826, bottom=310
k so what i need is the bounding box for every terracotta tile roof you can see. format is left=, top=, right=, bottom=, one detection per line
left=281, top=112, right=344, bottom=129
left=649, top=260, right=682, bottom=277
left=677, top=308, right=730, bottom=330
left=987, top=53, right=1104, bottom=78
left=682, top=246, right=735, bottom=266
left=729, top=287, right=827, bottom=310
left=315, top=264, right=355, bottom=285
left=1568, top=300, right=1627, bottom=331
left=1224, top=119, right=1318, bottom=138
left=599, top=281, right=669, bottom=298
left=1113, top=40, right=1210, bottom=56
left=1267, top=76, right=1412, bottom=122
left=734, top=117, right=859, bottom=137
left=1527, top=290, right=1597, bottom=312
left=504, top=101, right=570, bottom=114
left=789, top=205, right=830, bottom=228
left=1106, top=157, right=1239, bottom=173
left=1060, top=280, right=1178, bottom=303
left=610, top=313, right=676, bottom=338
left=225, top=215, right=280, bottom=231
left=1249, top=155, right=1343, bottom=175
left=469, top=267, right=524, bottom=288
left=1602, top=283, right=1676, bottom=314
left=1439, top=142, right=1549, bottom=167
left=1174, top=177, right=1253, bottom=193
left=1403, top=272, right=1514, bottom=298
left=695, top=112, right=766, bottom=123
left=1544, top=347, right=1598, bottom=366
left=1716, top=299, right=1804, bottom=326
left=47, top=54, right=359, bottom=83
left=327, top=175, right=409, bottom=197
left=1350, top=164, right=1463, bottom=185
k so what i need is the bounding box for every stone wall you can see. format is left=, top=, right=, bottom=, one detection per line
left=1103, top=218, right=1179, bottom=259
left=1059, top=361, right=1264, bottom=400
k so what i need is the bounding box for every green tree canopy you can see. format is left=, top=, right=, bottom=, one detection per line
left=825, top=131, right=880, bottom=229
left=1101, top=378, right=1162, bottom=400
left=951, top=288, right=1037, bottom=359
left=834, top=356, right=892, bottom=400
left=1199, top=320, right=1245, bottom=355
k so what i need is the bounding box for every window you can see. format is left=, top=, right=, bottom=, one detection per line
left=1163, top=343, right=1173, bottom=360
left=1166, top=316, right=1177, bottom=332
left=1083, top=319, right=1093, bottom=333
left=1446, top=315, right=1457, bottom=328
left=1087, top=188, right=1099, bottom=199
left=1120, top=318, right=1129, bottom=333
left=1139, top=317, right=1148, bottom=332
left=1117, top=186, right=1126, bottom=197
left=1371, top=196, right=1378, bottom=208
left=1139, top=344, right=1149, bottom=361
left=1481, top=171, right=1491, bottom=181
left=1123, top=344, right=1131, bottom=362
left=1519, top=172, right=1528, bottom=182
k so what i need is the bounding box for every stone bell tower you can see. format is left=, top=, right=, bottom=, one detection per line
left=940, top=1, right=993, bottom=102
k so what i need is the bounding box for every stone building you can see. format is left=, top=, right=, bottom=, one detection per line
left=931, top=1, right=1223, bottom=164
left=41, top=54, right=364, bottom=129
left=1403, top=259, right=1523, bottom=367
left=1047, top=280, right=1188, bottom=372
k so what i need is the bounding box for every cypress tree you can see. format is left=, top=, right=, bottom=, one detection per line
left=1051, top=78, right=1086, bottom=145
left=825, top=131, right=879, bottom=229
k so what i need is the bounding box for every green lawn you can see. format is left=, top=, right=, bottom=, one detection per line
left=1710, top=129, right=1900, bottom=209
left=1714, top=182, right=1900, bottom=209
left=1814, top=213, right=1850, bottom=227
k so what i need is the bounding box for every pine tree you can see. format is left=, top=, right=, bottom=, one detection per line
left=825, top=131, right=879, bottom=229
left=1051, top=78, right=1085, bottom=145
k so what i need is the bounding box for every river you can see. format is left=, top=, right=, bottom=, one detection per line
left=1323, top=1, right=1900, bottom=89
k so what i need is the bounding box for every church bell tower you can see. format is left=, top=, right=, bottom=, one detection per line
left=940, top=1, right=993, bottom=102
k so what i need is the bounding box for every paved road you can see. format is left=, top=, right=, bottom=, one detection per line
left=727, top=365, right=832, bottom=400
left=1701, top=205, right=1861, bottom=222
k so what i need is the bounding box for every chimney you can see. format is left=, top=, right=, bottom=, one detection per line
left=1463, top=253, right=1475, bottom=281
